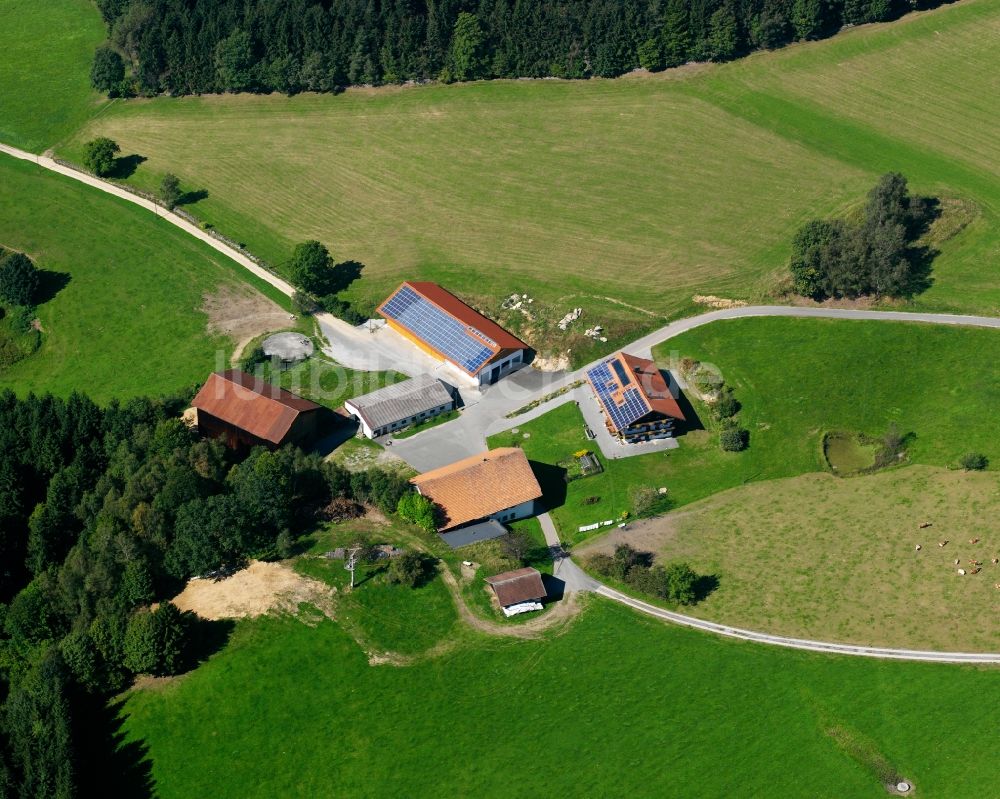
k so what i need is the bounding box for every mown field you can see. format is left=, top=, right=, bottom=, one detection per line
left=120, top=594, right=1000, bottom=798
left=0, top=0, right=107, bottom=151
left=0, top=156, right=288, bottom=400
left=54, top=0, right=1000, bottom=361
left=490, top=317, right=1000, bottom=537
left=579, top=466, right=1000, bottom=651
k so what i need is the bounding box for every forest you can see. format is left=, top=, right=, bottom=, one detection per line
left=90, top=0, right=955, bottom=97
left=0, top=389, right=409, bottom=798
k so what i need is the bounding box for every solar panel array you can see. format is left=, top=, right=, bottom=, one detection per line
left=586, top=360, right=651, bottom=432
left=382, top=285, right=496, bottom=374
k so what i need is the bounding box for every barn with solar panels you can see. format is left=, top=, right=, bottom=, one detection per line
left=585, top=352, right=685, bottom=443
left=377, top=281, right=529, bottom=385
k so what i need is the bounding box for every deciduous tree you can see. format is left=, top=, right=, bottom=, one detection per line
left=0, top=252, right=39, bottom=307
left=160, top=173, right=181, bottom=209
left=90, top=46, right=125, bottom=94
left=82, top=137, right=120, bottom=177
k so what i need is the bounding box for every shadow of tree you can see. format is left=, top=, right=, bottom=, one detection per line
left=692, top=574, right=720, bottom=603
left=177, top=188, right=209, bottom=206
left=33, top=269, right=71, bottom=305
left=313, top=260, right=365, bottom=297
left=75, top=695, right=156, bottom=799
left=182, top=616, right=236, bottom=672
left=109, top=154, right=147, bottom=179
left=901, top=244, right=937, bottom=297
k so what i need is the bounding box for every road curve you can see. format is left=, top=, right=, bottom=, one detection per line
left=4, top=142, right=999, bottom=664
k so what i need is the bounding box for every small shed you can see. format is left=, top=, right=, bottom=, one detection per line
left=484, top=567, right=546, bottom=617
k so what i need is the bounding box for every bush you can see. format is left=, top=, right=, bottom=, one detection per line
left=959, top=452, right=989, bottom=471
left=0, top=252, right=39, bottom=307
left=160, top=173, right=181, bottom=209
left=7, top=305, right=37, bottom=334
left=584, top=552, right=615, bottom=577
left=291, top=291, right=320, bottom=315
left=239, top=345, right=267, bottom=372
left=500, top=530, right=535, bottom=564
left=318, top=294, right=367, bottom=325
left=712, top=389, right=740, bottom=420
left=629, top=486, right=670, bottom=518
left=720, top=425, right=749, bottom=452
left=396, top=492, right=438, bottom=534
left=83, top=137, right=120, bottom=177
left=387, top=551, right=435, bottom=588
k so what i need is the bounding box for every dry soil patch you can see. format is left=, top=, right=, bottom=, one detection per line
left=201, top=283, right=295, bottom=362
left=171, top=560, right=335, bottom=621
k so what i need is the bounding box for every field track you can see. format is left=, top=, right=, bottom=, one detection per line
left=4, top=139, right=998, bottom=664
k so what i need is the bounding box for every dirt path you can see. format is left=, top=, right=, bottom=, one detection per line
left=436, top=564, right=584, bottom=639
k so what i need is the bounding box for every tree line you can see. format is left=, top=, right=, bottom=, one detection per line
left=789, top=172, right=936, bottom=300
left=90, top=0, right=955, bottom=97
left=0, top=388, right=411, bottom=798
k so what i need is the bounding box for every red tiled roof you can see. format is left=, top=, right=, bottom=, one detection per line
left=191, top=370, right=321, bottom=445
left=619, top=352, right=685, bottom=421
left=587, top=352, right=685, bottom=433
left=381, top=281, right=528, bottom=355
left=411, top=448, right=542, bottom=530
left=484, top=567, right=546, bottom=606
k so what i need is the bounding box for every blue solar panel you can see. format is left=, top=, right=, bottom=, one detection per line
left=586, top=359, right=651, bottom=431
left=382, top=286, right=496, bottom=373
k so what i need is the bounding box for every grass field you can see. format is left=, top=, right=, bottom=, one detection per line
left=294, top=519, right=460, bottom=656
left=120, top=596, right=1000, bottom=798
left=0, top=155, right=290, bottom=401
left=579, top=466, right=1000, bottom=651
left=55, top=0, right=1000, bottom=361
left=256, top=352, right=404, bottom=411
left=0, top=0, right=107, bottom=151
left=490, top=317, right=1000, bottom=539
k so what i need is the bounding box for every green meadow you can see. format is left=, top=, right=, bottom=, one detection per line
left=578, top=466, right=1000, bottom=651
left=0, top=0, right=107, bottom=151
left=121, top=598, right=1000, bottom=798
left=56, top=0, right=1000, bottom=361
left=490, top=317, right=1000, bottom=538
left=0, top=156, right=286, bottom=401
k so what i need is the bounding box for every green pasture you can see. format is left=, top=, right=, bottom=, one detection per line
left=0, top=155, right=284, bottom=401
left=121, top=597, right=1000, bottom=798
left=491, top=317, right=1000, bottom=539
left=579, top=466, right=1000, bottom=652
left=0, top=0, right=107, bottom=151
left=57, top=0, right=1000, bottom=361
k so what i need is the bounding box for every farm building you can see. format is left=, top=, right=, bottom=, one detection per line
left=343, top=374, right=456, bottom=439
left=411, top=448, right=543, bottom=537
left=485, top=567, right=547, bottom=617
left=378, top=281, right=529, bottom=385
left=585, top=352, right=685, bottom=443
left=191, top=369, right=322, bottom=450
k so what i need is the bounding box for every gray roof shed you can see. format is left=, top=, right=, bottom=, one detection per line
left=344, top=374, right=454, bottom=432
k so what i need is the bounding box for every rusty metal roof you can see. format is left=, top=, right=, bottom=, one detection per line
left=191, top=370, right=321, bottom=445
